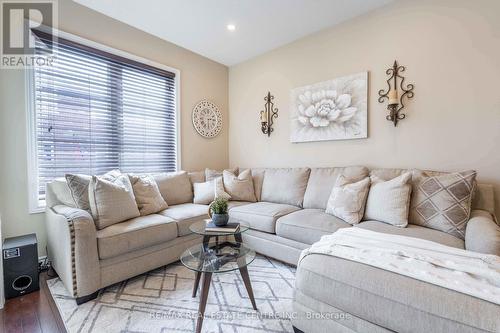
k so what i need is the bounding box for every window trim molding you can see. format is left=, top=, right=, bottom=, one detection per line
left=26, top=24, right=181, bottom=214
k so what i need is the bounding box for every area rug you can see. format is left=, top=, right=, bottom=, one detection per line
left=47, top=255, right=296, bottom=333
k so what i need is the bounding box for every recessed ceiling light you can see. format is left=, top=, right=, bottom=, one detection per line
left=226, top=24, right=236, bottom=31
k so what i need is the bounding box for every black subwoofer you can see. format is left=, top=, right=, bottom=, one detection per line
left=3, top=233, right=39, bottom=299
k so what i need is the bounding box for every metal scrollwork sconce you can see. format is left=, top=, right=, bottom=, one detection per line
left=378, top=60, right=414, bottom=126
left=260, top=92, right=278, bottom=136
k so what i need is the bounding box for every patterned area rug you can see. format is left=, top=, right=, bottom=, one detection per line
left=47, top=255, right=296, bottom=333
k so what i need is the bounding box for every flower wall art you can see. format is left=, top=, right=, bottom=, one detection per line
left=290, top=72, right=368, bottom=143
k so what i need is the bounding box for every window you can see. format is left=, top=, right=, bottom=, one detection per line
left=27, top=29, right=179, bottom=211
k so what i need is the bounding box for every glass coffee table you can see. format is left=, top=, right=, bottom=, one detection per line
left=181, top=221, right=257, bottom=333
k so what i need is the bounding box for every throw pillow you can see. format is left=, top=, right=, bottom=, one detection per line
left=89, top=174, right=140, bottom=229
left=193, top=177, right=232, bottom=204
left=206, top=167, right=239, bottom=181
left=193, top=180, right=216, bottom=205
left=410, top=170, right=477, bottom=239
left=325, top=176, right=370, bottom=225
left=66, top=169, right=121, bottom=213
left=215, top=177, right=231, bottom=200
left=222, top=169, right=256, bottom=202
left=364, top=172, right=412, bottom=227
left=129, top=174, right=168, bottom=216
left=153, top=171, right=193, bottom=205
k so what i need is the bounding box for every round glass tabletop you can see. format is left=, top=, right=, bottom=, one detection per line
left=180, top=242, right=256, bottom=273
left=189, top=220, right=250, bottom=236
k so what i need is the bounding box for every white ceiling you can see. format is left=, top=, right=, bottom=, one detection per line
left=74, top=0, right=394, bottom=66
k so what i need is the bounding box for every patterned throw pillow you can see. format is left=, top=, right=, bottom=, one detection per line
left=65, top=169, right=121, bottom=213
left=410, top=170, right=477, bottom=239
left=325, top=176, right=370, bottom=225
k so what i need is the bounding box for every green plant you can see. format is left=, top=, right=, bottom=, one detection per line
left=210, top=197, right=228, bottom=214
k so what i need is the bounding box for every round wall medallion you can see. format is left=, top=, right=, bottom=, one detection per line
left=192, top=100, right=222, bottom=138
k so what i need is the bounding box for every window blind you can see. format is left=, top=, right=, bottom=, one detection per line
left=32, top=30, right=177, bottom=203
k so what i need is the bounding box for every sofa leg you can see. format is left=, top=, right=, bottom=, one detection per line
left=293, top=326, right=305, bottom=333
left=75, top=290, right=99, bottom=305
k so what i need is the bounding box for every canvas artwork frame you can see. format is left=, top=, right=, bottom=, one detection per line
left=290, top=72, right=368, bottom=143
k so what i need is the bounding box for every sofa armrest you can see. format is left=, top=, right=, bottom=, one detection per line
left=465, top=210, right=500, bottom=256
left=46, top=205, right=100, bottom=298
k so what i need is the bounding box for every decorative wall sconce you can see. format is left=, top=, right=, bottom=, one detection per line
left=378, top=60, right=414, bottom=126
left=260, top=91, right=278, bottom=136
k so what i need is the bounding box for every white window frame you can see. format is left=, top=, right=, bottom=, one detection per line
left=26, top=25, right=181, bottom=214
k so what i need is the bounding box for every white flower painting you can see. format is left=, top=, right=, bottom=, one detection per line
left=290, top=72, right=367, bottom=142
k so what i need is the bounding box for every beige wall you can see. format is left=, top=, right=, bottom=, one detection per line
left=229, top=0, right=500, bottom=215
left=0, top=0, right=228, bottom=254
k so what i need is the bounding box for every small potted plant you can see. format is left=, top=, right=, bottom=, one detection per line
left=209, top=197, right=229, bottom=226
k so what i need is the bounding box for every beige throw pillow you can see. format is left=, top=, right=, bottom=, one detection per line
left=89, top=174, right=140, bottom=229
left=215, top=177, right=231, bottom=200
left=154, top=171, right=193, bottom=205
left=206, top=167, right=239, bottom=181
left=129, top=174, right=168, bottom=216
left=66, top=169, right=121, bottom=213
left=223, top=169, right=256, bottom=202
left=325, top=176, right=370, bottom=225
left=364, top=172, right=412, bottom=227
left=193, top=180, right=216, bottom=205
left=193, top=177, right=232, bottom=204
left=410, top=170, right=477, bottom=239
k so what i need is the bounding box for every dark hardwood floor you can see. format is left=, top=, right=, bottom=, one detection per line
left=0, top=271, right=66, bottom=333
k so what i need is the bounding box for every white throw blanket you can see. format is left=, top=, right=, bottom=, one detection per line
left=299, top=228, right=500, bottom=305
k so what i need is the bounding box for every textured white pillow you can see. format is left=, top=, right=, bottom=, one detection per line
left=89, top=174, right=140, bottom=229
left=364, top=172, right=412, bottom=227
left=223, top=169, right=256, bottom=202
left=194, top=177, right=232, bottom=204
left=325, top=176, right=370, bottom=225
left=193, top=180, right=216, bottom=205
left=129, top=174, right=168, bottom=216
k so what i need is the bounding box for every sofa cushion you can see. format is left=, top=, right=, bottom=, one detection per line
left=355, top=221, right=464, bottom=249
left=154, top=171, right=193, bottom=205
left=250, top=168, right=266, bottom=201
left=261, top=168, right=311, bottom=207
left=188, top=170, right=205, bottom=184
left=303, top=166, right=368, bottom=209
left=276, top=209, right=350, bottom=244
left=296, top=253, right=498, bottom=333
left=227, top=201, right=252, bottom=210
left=158, top=203, right=209, bottom=236
left=229, top=202, right=300, bottom=233
left=96, top=214, right=177, bottom=259
left=205, top=167, right=238, bottom=181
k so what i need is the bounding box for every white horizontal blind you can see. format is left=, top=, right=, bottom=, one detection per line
left=33, top=31, right=177, bottom=202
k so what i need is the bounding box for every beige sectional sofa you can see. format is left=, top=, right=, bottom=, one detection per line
left=45, top=166, right=500, bottom=331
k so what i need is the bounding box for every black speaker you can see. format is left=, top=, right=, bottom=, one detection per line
left=3, top=233, right=40, bottom=299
